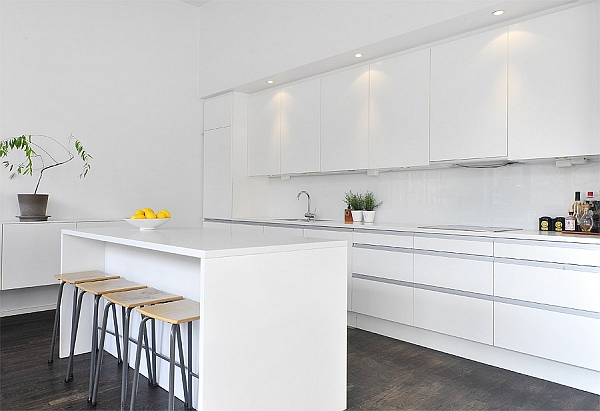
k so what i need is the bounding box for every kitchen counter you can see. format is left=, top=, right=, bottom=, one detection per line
left=218, top=217, right=600, bottom=245
left=59, top=226, right=348, bottom=410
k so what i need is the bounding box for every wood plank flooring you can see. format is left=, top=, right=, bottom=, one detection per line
left=1, top=311, right=599, bottom=410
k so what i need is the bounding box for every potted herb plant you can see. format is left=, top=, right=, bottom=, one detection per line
left=344, top=191, right=364, bottom=223
left=363, top=191, right=382, bottom=223
left=0, top=134, right=92, bottom=221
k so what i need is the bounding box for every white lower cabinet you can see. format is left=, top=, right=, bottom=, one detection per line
left=495, top=302, right=600, bottom=371
left=414, top=288, right=493, bottom=345
left=352, top=246, right=413, bottom=282
left=352, top=278, right=413, bottom=325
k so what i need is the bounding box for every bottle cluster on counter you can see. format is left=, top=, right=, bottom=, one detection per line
left=539, top=191, right=600, bottom=233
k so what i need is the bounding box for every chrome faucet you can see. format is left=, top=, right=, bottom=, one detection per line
left=297, top=191, right=315, bottom=220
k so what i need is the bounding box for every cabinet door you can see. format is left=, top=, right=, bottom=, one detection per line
left=352, top=277, right=413, bottom=326
left=280, top=79, right=321, bottom=174
left=203, top=127, right=232, bottom=220
left=320, top=65, right=369, bottom=172
left=495, top=302, right=600, bottom=371
left=430, top=28, right=508, bottom=162
left=369, top=49, right=430, bottom=169
left=247, top=89, right=280, bottom=176
left=352, top=246, right=413, bottom=283
left=414, top=288, right=493, bottom=345
left=204, top=93, right=232, bottom=131
left=2, top=222, right=76, bottom=290
left=508, top=2, right=599, bottom=160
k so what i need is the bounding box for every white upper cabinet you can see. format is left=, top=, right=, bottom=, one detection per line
left=204, top=93, right=233, bottom=131
left=247, top=89, right=281, bottom=176
left=203, top=126, right=232, bottom=220
left=320, top=65, right=370, bottom=172
left=280, top=79, right=321, bottom=174
left=430, top=27, right=508, bottom=162
left=508, top=2, right=599, bottom=160
left=369, top=49, right=430, bottom=169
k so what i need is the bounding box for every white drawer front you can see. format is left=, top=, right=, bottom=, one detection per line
left=414, top=288, right=493, bottom=345
left=495, top=302, right=600, bottom=371
left=415, top=235, right=493, bottom=256
left=352, top=277, right=413, bottom=325
left=494, top=241, right=600, bottom=266
left=414, top=253, right=493, bottom=295
left=353, top=231, right=413, bottom=248
left=495, top=262, right=600, bottom=312
left=352, top=246, right=413, bottom=282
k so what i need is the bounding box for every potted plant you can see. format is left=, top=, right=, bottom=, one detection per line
left=344, top=191, right=364, bottom=223
left=363, top=191, right=382, bottom=223
left=0, top=134, right=92, bottom=221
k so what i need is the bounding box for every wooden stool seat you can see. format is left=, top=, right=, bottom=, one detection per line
left=77, top=278, right=146, bottom=295
left=136, top=299, right=200, bottom=324
left=49, top=271, right=120, bottom=364
left=130, top=299, right=200, bottom=410
left=54, top=270, right=120, bottom=284
left=91, top=288, right=183, bottom=409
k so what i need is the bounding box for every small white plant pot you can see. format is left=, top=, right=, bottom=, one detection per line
left=351, top=210, right=363, bottom=223
left=363, top=210, right=376, bottom=223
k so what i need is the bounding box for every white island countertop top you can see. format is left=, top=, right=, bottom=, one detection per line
left=214, top=217, right=600, bottom=245
left=62, top=226, right=347, bottom=259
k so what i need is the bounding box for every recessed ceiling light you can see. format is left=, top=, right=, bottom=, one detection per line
left=267, top=80, right=274, bottom=84
left=492, top=10, right=504, bottom=16
left=354, top=53, right=363, bottom=58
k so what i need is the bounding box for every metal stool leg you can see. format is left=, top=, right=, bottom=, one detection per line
left=87, top=295, right=101, bottom=399
left=187, top=322, right=193, bottom=409
left=111, top=303, right=123, bottom=364
left=168, top=324, right=177, bottom=411
left=48, top=281, right=66, bottom=363
left=129, top=316, right=152, bottom=411
left=119, top=307, right=134, bottom=411
left=65, top=288, right=86, bottom=382
left=142, top=320, right=154, bottom=385
left=175, top=325, right=189, bottom=409
left=90, top=302, right=114, bottom=405
left=151, top=318, right=157, bottom=386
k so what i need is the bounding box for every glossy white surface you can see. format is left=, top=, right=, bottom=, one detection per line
left=203, top=127, right=233, bottom=219
left=62, top=226, right=347, bottom=259
left=247, top=88, right=281, bottom=176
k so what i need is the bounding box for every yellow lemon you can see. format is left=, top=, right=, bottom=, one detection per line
left=131, top=214, right=145, bottom=219
left=134, top=209, right=145, bottom=216
left=145, top=212, right=157, bottom=219
left=156, top=211, right=167, bottom=219
left=159, top=209, right=171, bottom=218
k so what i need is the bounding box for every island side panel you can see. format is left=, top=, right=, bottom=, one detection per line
left=59, top=233, right=107, bottom=357
left=199, top=245, right=347, bottom=411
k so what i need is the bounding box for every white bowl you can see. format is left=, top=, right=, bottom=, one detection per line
left=124, top=218, right=170, bottom=230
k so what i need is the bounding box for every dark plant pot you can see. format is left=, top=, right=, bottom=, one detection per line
left=17, top=194, right=49, bottom=221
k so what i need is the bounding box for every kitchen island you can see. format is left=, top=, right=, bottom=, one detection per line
left=59, top=226, right=348, bottom=410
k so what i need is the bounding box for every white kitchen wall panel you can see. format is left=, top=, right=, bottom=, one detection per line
left=369, top=49, right=430, bottom=169
left=203, top=127, right=233, bottom=220
left=204, top=93, right=233, bottom=131
left=430, top=27, right=508, bottom=162
left=320, top=65, right=370, bottom=172
left=495, top=302, right=600, bottom=371
left=280, top=79, right=321, bottom=174
left=508, top=2, right=599, bottom=160
left=414, top=288, right=494, bottom=345
left=248, top=89, right=281, bottom=176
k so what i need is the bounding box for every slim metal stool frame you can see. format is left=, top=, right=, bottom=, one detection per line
left=64, top=278, right=146, bottom=402
left=130, top=299, right=200, bottom=411
left=48, top=271, right=119, bottom=364
left=91, top=288, right=183, bottom=410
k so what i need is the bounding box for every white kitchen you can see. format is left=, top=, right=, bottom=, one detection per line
left=1, top=0, right=599, bottom=410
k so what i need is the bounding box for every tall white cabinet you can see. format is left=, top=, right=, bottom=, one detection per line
left=508, top=1, right=600, bottom=160
left=247, top=89, right=281, bottom=176
left=320, top=65, right=370, bottom=172
left=430, top=27, right=508, bottom=162
left=369, top=49, right=430, bottom=169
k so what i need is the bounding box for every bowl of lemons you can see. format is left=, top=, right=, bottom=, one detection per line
left=125, top=208, right=171, bottom=230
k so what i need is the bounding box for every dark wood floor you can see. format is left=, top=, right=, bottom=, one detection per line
left=1, top=311, right=599, bottom=410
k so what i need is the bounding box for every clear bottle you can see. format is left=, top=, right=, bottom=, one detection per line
left=565, top=209, right=576, bottom=231
left=579, top=205, right=594, bottom=232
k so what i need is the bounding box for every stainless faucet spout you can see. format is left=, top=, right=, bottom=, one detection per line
left=297, top=191, right=315, bottom=220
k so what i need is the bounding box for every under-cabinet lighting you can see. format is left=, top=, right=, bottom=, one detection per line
left=267, top=80, right=274, bottom=84
left=354, top=53, right=363, bottom=58
left=492, top=10, right=505, bottom=16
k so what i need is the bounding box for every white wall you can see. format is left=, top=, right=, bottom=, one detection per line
left=198, top=0, right=501, bottom=97
left=0, top=0, right=202, bottom=226
left=267, top=162, right=600, bottom=230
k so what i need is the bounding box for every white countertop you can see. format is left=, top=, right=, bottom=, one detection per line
left=62, top=226, right=347, bottom=258
left=221, top=217, right=600, bottom=245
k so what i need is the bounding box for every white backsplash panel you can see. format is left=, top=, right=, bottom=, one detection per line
left=268, top=161, right=600, bottom=230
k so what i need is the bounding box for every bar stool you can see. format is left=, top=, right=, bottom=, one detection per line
left=66, top=278, right=147, bottom=401
left=130, top=299, right=200, bottom=411
left=91, top=287, right=183, bottom=410
left=48, top=270, right=120, bottom=364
